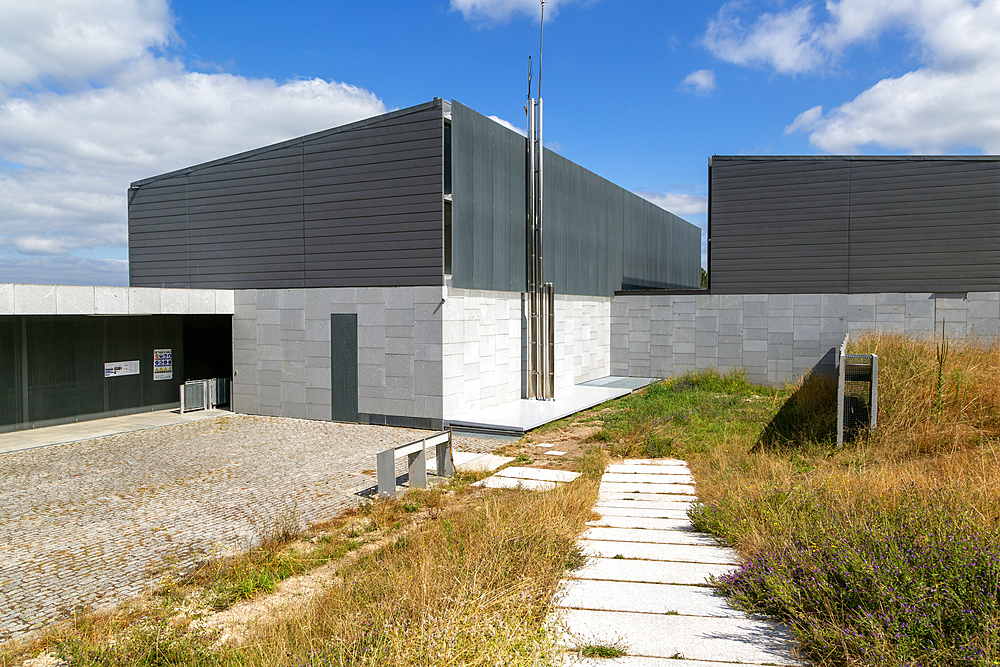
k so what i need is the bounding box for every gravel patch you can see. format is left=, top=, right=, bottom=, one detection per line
left=0, top=414, right=498, bottom=642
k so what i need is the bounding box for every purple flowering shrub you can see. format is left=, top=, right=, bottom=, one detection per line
left=692, top=492, right=1000, bottom=665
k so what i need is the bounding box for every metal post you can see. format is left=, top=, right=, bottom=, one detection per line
left=544, top=282, right=555, bottom=399
left=869, top=354, right=879, bottom=432
left=525, top=97, right=539, bottom=399
left=836, top=334, right=848, bottom=448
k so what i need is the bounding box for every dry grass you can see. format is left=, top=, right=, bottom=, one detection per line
left=4, top=448, right=607, bottom=667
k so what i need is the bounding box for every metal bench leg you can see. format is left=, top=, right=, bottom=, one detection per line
left=408, top=445, right=427, bottom=490
left=377, top=448, right=396, bottom=497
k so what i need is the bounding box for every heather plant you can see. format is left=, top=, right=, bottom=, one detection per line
left=699, top=491, right=1000, bottom=665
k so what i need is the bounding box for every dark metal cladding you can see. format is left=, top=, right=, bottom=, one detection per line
left=451, top=101, right=701, bottom=296
left=129, top=101, right=446, bottom=289
left=708, top=156, right=1000, bottom=294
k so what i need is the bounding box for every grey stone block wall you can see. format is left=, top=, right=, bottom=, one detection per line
left=442, top=289, right=611, bottom=418
left=233, top=287, right=443, bottom=425
left=612, top=291, right=1000, bottom=386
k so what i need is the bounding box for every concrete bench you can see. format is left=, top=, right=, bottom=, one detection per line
left=376, top=430, right=454, bottom=498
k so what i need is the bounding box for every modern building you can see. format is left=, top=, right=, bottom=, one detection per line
left=614, top=155, right=1000, bottom=386
left=0, top=98, right=701, bottom=434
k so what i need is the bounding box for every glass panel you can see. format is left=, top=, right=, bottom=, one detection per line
left=444, top=199, right=452, bottom=275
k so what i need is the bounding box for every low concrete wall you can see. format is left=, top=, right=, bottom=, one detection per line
left=612, top=292, right=1000, bottom=386
left=233, top=287, right=443, bottom=428
left=442, top=289, right=611, bottom=418
left=0, top=283, right=234, bottom=315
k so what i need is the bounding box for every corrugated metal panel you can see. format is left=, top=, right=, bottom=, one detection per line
left=129, top=101, right=445, bottom=289
left=709, top=156, right=1000, bottom=294
left=450, top=100, right=527, bottom=293
left=451, top=101, right=701, bottom=296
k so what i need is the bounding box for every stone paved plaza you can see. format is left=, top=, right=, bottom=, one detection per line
left=0, top=414, right=496, bottom=642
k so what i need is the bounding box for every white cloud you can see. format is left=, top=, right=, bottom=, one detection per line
left=0, top=1, right=387, bottom=285
left=488, top=115, right=528, bottom=136
left=783, top=105, right=823, bottom=135
left=0, top=0, right=175, bottom=91
left=706, top=0, right=1000, bottom=153
left=679, top=69, right=717, bottom=96
left=449, top=0, right=589, bottom=25
left=704, top=2, right=825, bottom=74
left=636, top=191, right=708, bottom=216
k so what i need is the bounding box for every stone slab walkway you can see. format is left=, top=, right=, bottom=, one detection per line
left=556, top=460, right=802, bottom=666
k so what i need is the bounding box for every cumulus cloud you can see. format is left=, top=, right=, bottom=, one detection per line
left=0, top=0, right=175, bottom=91
left=679, top=69, right=717, bottom=96
left=449, top=0, right=590, bottom=25
left=705, top=0, right=1000, bottom=153
left=0, top=0, right=387, bottom=285
left=636, top=191, right=709, bottom=216
left=783, top=105, right=823, bottom=135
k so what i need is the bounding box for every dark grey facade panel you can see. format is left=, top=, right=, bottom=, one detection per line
left=450, top=100, right=527, bottom=294
left=330, top=314, right=358, bottom=423
left=709, top=155, right=1000, bottom=293
left=451, top=101, right=700, bottom=296
left=130, top=100, right=445, bottom=289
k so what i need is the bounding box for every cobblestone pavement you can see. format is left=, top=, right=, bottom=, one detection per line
left=0, top=415, right=499, bottom=642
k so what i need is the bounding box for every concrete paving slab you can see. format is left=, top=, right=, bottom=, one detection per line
left=594, top=505, right=692, bottom=519
left=561, top=609, right=801, bottom=665
left=496, top=467, right=581, bottom=483
left=473, top=476, right=558, bottom=491
left=557, top=579, right=740, bottom=617
left=582, top=527, right=718, bottom=547
left=602, top=473, right=695, bottom=484
left=607, top=464, right=692, bottom=475
left=454, top=452, right=515, bottom=472
left=571, top=655, right=777, bottom=667
left=611, top=458, right=688, bottom=465
left=546, top=450, right=567, bottom=456
left=587, top=516, right=692, bottom=530
left=600, top=482, right=696, bottom=495
left=571, top=557, right=732, bottom=586
left=579, top=540, right=737, bottom=565
left=596, top=499, right=693, bottom=510
left=598, top=493, right=696, bottom=504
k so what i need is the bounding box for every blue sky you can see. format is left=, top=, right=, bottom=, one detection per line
left=2, top=0, right=999, bottom=285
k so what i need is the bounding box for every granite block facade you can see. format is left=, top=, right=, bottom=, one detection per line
left=441, top=288, right=611, bottom=419
left=612, top=292, right=1000, bottom=386
left=232, top=287, right=444, bottom=429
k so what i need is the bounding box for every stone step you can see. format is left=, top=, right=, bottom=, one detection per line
left=583, top=526, right=718, bottom=547
left=570, top=557, right=732, bottom=586
left=579, top=540, right=737, bottom=565
left=557, top=579, right=740, bottom=617
left=587, top=515, right=692, bottom=530
left=602, top=473, right=695, bottom=484
left=560, top=609, right=802, bottom=665
left=599, top=482, right=697, bottom=496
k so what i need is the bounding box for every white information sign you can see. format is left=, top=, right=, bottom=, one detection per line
left=104, top=360, right=139, bottom=378
left=153, top=349, right=173, bottom=381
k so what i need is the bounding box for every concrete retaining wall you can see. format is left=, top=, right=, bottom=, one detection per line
left=612, top=292, right=1000, bottom=386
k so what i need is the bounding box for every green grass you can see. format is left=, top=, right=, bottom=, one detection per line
left=580, top=642, right=627, bottom=658
left=578, top=350, right=1000, bottom=666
